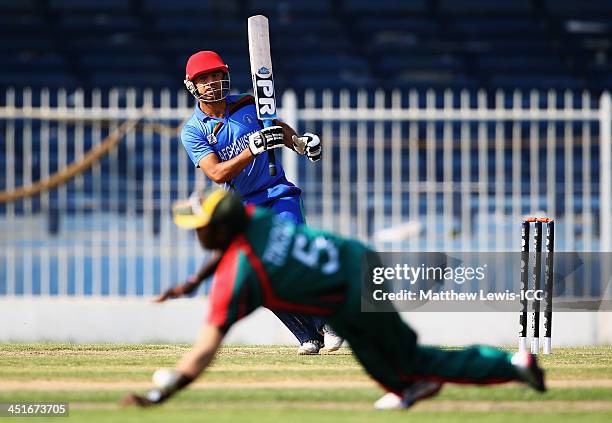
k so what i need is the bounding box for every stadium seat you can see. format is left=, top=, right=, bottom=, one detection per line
left=57, top=13, right=141, bottom=33
left=0, top=0, right=36, bottom=11
left=342, top=0, right=427, bottom=14
left=452, top=18, right=548, bottom=38
left=0, top=0, right=608, bottom=94
left=142, top=0, right=237, bottom=14
left=89, top=72, right=173, bottom=88
left=544, top=0, right=612, bottom=15
left=48, top=0, right=131, bottom=12
left=79, top=53, right=164, bottom=71
left=0, top=71, right=78, bottom=88
left=356, top=17, right=439, bottom=36
left=438, top=0, right=533, bottom=15
left=247, top=0, right=333, bottom=16
left=4, top=53, right=67, bottom=72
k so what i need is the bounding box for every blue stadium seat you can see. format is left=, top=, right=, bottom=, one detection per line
left=466, top=40, right=557, bottom=54
left=453, top=18, right=548, bottom=37
left=489, top=74, right=585, bottom=90
left=79, top=53, right=163, bottom=71
left=0, top=71, right=77, bottom=87
left=4, top=52, right=67, bottom=72
left=0, top=36, right=55, bottom=52
left=0, top=0, right=36, bottom=11
left=292, top=72, right=375, bottom=91
left=66, top=35, right=150, bottom=54
left=48, top=0, right=131, bottom=12
left=0, top=0, right=606, bottom=94
left=380, top=55, right=463, bottom=73
left=275, top=35, right=352, bottom=54
left=142, top=0, right=237, bottom=13
left=58, top=13, right=141, bottom=32
left=545, top=0, right=612, bottom=14
left=89, top=72, right=173, bottom=88
left=356, top=17, right=439, bottom=35
left=270, top=16, right=341, bottom=38
left=477, top=55, right=566, bottom=73
left=0, top=13, right=45, bottom=30
left=154, top=16, right=212, bottom=34
left=342, top=0, right=426, bottom=14
left=439, top=0, right=532, bottom=14
left=247, top=0, right=332, bottom=16
left=284, top=54, right=368, bottom=74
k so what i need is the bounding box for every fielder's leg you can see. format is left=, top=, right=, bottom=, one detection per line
left=333, top=310, right=545, bottom=410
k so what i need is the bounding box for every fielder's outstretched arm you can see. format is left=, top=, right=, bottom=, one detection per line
left=122, top=324, right=224, bottom=407
left=154, top=252, right=222, bottom=302
left=176, top=324, right=224, bottom=378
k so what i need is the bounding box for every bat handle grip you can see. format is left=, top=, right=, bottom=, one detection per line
left=263, top=120, right=277, bottom=176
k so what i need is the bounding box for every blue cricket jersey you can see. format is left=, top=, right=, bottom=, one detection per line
left=181, top=94, right=301, bottom=205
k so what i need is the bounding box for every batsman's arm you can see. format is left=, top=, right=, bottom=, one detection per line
left=273, top=119, right=299, bottom=149
left=199, top=149, right=254, bottom=184
left=122, top=324, right=224, bottom=407
left=274, top=119, right=322, bottom=162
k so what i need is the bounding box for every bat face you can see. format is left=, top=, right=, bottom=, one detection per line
left=248, top=15, right=277, bottom=121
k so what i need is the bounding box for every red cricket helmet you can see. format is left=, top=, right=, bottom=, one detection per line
left=185, top=51, right=229, bottom=81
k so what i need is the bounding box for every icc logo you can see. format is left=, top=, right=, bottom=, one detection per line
left=243, top=114, right=254, bottom=124
left=207, top=133, right=218, bottom=145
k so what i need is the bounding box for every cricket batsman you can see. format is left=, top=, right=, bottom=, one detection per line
left=164, top=50, right=341, bottom=354
left=123, top=189, right=546, bottom=410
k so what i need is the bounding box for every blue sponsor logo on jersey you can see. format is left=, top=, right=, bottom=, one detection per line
left=258, top=66, right=270, bottom=75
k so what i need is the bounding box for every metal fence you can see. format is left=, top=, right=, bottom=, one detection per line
left=0, top=87, right=610, bottom=296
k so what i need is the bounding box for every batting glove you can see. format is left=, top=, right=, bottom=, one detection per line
left=248, top=126, right=285, bottom=156
left=292, top=133, right=321, bottom=162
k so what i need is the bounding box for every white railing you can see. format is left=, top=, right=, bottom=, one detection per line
left=0, top=87, right=610, bottom=296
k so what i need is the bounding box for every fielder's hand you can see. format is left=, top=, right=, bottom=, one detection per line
left=292, top=133, right=321, bottom=162
left=154, top=279, right=198, bottom=303
left=122, top=392, right=157, bottom=407
left=248, top=126, right=285, bottom=156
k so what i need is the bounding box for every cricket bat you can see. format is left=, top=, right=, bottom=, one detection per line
left=248, top=14, right=278, bottom=176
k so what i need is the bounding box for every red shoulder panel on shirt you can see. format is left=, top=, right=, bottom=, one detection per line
left=207, top=241, right=242, bottom=329
left=228, top=95, right=255, bottom=116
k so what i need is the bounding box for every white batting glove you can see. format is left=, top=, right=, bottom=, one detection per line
left=292, top=133, right=321, bottom=162
left=248, top=126, right=285, bottom=156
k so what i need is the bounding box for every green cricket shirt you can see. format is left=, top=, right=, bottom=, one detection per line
left=207, top=205, right=367, bottom=332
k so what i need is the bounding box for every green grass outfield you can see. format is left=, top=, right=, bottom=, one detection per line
left=0, top=344, right=611, bottom=422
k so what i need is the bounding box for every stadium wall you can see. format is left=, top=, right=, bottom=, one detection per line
left=1, top=298, right=610, bottom=346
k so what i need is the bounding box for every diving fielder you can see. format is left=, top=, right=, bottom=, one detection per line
left=124, top=189, right=546, bottom=410
left=166, top=50, right=341, bottom=354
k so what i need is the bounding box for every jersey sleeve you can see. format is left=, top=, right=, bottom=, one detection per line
left=181, top=123, right=214, bottom=168
left=207, top=245, right=261, bottom=333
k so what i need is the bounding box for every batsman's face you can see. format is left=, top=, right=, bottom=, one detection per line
left=194, top=70, right=230, bottom=102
